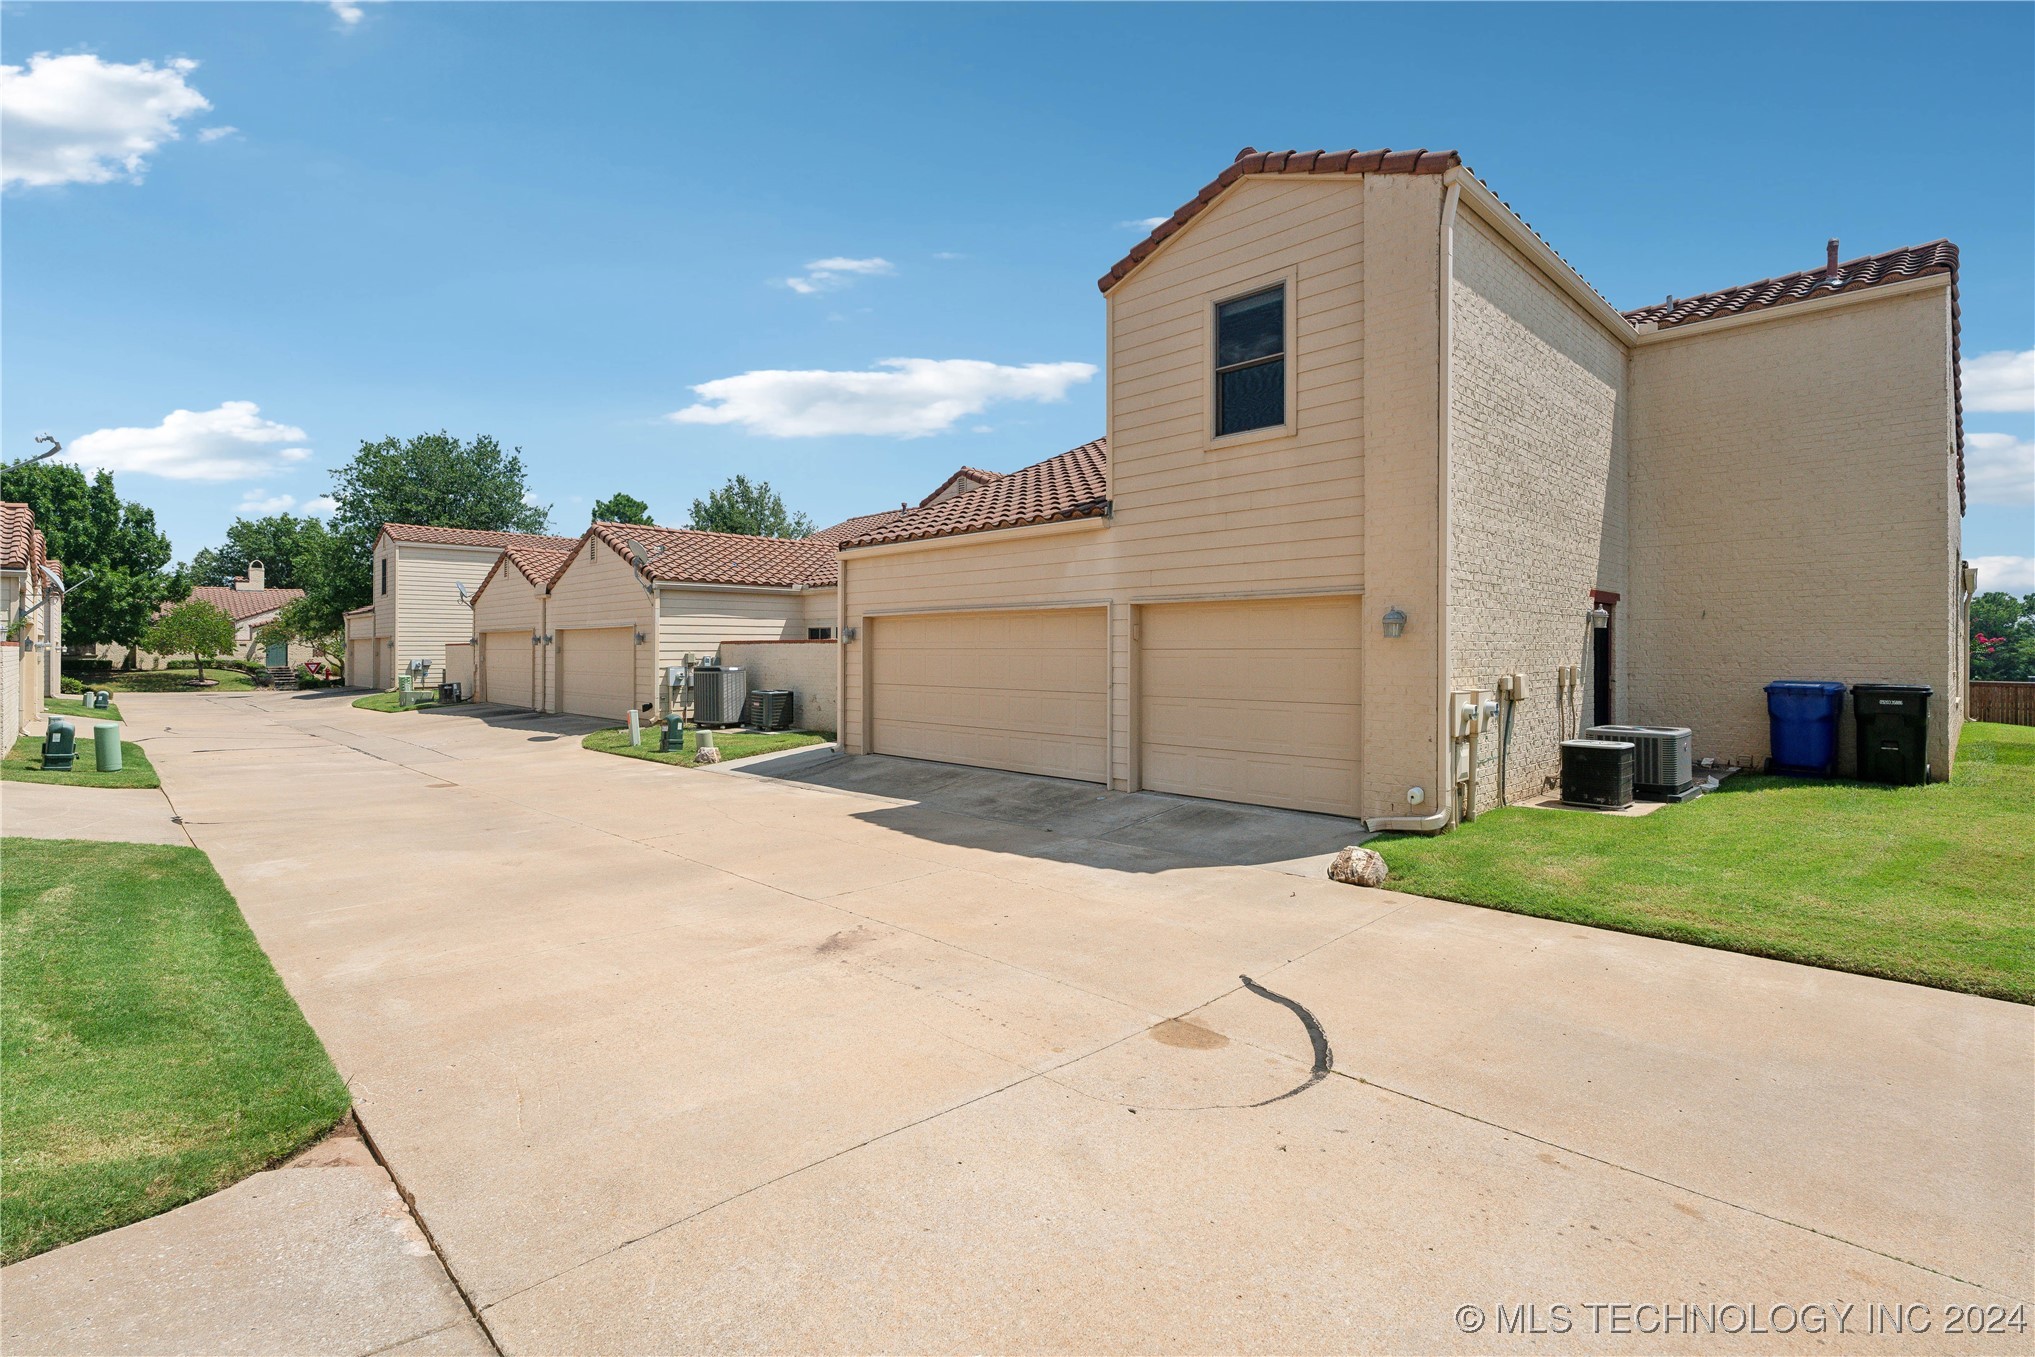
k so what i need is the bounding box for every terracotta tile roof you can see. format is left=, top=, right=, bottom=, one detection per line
left=0, top=502, right=38, bottom=572
left=585, top=522, right=840, bottom=589
left=1622, top=240, right=1958, bottom=330
left=379, top=523, right=580, bottom=552
left=807, top=509, right=908, bottom=546
left=1624, top=240, right=1965, bottom=509
left=174, top=585, right=306, bottom=623
left=501, top=543, right=572, bottom=589
left=839, top=439, right=1110, bottom=549
left=915, top=466, right=1006, bottom=507
left=1100, top=147, right=1459, bottom=293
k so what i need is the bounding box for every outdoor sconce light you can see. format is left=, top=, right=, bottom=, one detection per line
left=1590, top=604, right=1610, bottom=630
left=635, top=631, right=647, bottom=645
left=1381, top=607, right=1407, bottom=639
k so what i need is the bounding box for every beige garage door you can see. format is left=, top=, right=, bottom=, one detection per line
left=346, top=640, right=374, bottom=688
left=1139, top=596, right=1360, bottom=817
left=871, top=608, right=1107, bottom=782
left=482, top=631, right=533, bottom=709
left=556, top=627, right=636, bottom=721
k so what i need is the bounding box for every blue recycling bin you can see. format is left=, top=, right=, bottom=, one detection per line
left=1765, top=680, right=1847, bottom=776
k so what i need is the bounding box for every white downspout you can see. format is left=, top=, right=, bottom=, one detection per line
left=1367, top=176, right=1462, bottom=834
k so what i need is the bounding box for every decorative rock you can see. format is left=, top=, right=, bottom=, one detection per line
left=693, top=746, right=723, bottom=766
left=1326, top=845, right=1388, bottom=888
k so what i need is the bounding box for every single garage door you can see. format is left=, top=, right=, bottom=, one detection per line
left=482, top=630, right=533, bottom=709
left=556, top=627, right=636, bottom=720
left=1139, top=596, right=1360, bottom=817
left=871, top=608, right=1107, bottom=782
left=346, top=639, right=374, bottom=689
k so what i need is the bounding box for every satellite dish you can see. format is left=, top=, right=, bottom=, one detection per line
left=622, top=536, right=668, bottom=570
left=455, top=581, right=470, bottom=605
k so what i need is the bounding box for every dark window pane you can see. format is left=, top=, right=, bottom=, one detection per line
left=1217, top=287, right=1283, bottom=367
left=1218, top=358, right=1284, bottom=436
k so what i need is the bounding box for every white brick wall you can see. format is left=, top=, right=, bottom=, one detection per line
left=1448, top=209, right=1630, bottom=807
left=1626, top=285, right=1962, bottom=777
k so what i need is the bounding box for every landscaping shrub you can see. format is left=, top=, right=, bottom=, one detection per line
left=60, top=677, right=83, bottom=695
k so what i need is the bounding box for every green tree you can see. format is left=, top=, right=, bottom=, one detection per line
left=142, top=599, right=237, bottom=682
left=1971, top=591, right=2035, bottom=682
left=0, top=461, right=178, bottom=648
left=186, top=514, right=321, bottom=589
left=688, top=475, right=813, bottom=538
left=293, top=432, right=551, bottom=635
left=591, top=492, right=654, bottom=526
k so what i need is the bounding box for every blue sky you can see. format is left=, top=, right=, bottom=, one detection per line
left=4, top=2, right=2031, bottom=587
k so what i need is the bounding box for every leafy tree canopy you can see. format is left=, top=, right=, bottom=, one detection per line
left=591, top=492, right=654, bottom=526
left=688, top=474, right=813, bottom=539
left=142, top=599, right=237, bottom=681
left=187, top=513, right=322, bottom=589
left=1972, top=590, right=2035, bottom=682
left=291, top=432, right=550, bottom=635
left=0, top=460, right=178, bottom=648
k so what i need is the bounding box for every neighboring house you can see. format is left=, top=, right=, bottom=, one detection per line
left=91, top=561, right=313, bottom=672
left=2, top=501, right=62, bottom=746
left=465, top=541, right=572, bottom=709
left=834, top=146, right=1969, bottom=827
left=355, top=525, right=580, bottom=689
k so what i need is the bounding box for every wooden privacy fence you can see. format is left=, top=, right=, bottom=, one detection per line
left=1971, top=682, right=2035, bottom=727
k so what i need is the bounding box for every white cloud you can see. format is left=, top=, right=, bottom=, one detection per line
left=1966, top=349, right=2034, bottom=414
left=301, top=495, right=338, bottom=516
left=1972, top=555, right=2035, bottom=594
left=1119, top=216, right=1169, bottom=231
left=1, top=53, right=212, bottom=188
left=67, top=402, right=311, bottom=481
left=782, top=256, right=894, bottom=295
left=1967, top=432, right=2034, bottom=506
left=196, top=125, right=238, bottom=143
left=236, top=489, right=298, bottom=514
left=669, top=358, right=1097, bottom=438
left=933, top=251, right=965, bottom=261
left=329, top=0, right=368, bottom=24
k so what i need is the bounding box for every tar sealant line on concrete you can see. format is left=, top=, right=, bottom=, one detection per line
left=351, top=1113, right=506, bottom=1357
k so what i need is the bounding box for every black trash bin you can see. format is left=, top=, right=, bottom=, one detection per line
left=1851, top=683, right=1931, bottom=785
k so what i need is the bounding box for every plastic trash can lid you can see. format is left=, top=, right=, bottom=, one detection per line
left=1764, top=680, right=1847, bottom=694
left=1850, top=682, right=1933, bottom=695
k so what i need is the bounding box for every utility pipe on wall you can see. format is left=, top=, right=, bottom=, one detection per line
left=1366, top=176, right=1463, bottom=834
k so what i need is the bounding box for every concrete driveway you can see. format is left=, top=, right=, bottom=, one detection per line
left=32, top=690, right=2033, bottom=1352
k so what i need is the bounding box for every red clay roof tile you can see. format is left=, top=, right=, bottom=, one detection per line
left=839, top=439, right=1110, bottom=549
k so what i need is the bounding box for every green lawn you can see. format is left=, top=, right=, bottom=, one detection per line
left=350, top=689, right=434, bottom=713
left=94, top=669, right=256, bottom=694
left=1371, top=722, right=2035, bottom=1003
left=46, top=696, right=125, bottom=723
left=2, top=733, right=160, bottom=789
left=582, top=724, right=832, bottom=768
left=1, top=840, right=350, bottom=1263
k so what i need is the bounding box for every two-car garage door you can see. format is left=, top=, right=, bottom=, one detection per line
left=870, top=609, right=1107, bottom=782
left=1138, top=596, right=1360, bottom=818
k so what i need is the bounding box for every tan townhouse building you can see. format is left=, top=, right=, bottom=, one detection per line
left=349, top=524, right=580, bottom=689
left=833, top=146, right=1968, bottom=829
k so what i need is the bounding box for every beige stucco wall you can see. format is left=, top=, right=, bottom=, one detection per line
left=844, top=175, right=1380, bottom=799
left=545, top=538, right=654, bottom=713
left=387, top=543, right=503, bottom=685
left=1625, top=283, right=1963, bottom=777
left=718, top=639, right=838, bottom=732
left=2, top=643, right=21, bottom=750
left=1447, top=205, right=1631, bottom=809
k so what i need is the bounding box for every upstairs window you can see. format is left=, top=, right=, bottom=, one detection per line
left=1215, top=284, right=1285, bottom=436
left=380, top=557, right=388, bottom=595
left=807, top=627, right=834, bottom=640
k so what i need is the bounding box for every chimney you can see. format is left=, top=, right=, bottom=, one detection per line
left=1825, top=238, right=1841, bottom=283
left=242, top=560, right=265, bottom=591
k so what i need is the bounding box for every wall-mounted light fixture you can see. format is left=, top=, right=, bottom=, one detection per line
left=635, top=631, right=647, bottom=645
left=1589, top=604, right=1610, bottom=630
left=844, top=625, right=859, bottom=641
left=1381, top=606, right=1407, bottom=639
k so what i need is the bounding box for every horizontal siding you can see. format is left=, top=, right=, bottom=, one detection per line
left=546, top=539, right=655, bottom=712
left=392, top=544, right=502, bottom=685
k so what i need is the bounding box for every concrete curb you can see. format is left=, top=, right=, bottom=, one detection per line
left=704, top=741, right=843, bottom=777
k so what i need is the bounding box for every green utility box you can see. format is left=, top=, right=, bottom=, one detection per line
left=94, top=722, right=122, bottom=772
left=662, top=714, right=683, bottom=753
left=42, top=718, right=76, bottom=771
left=95, top=690, right=112, bottom=709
